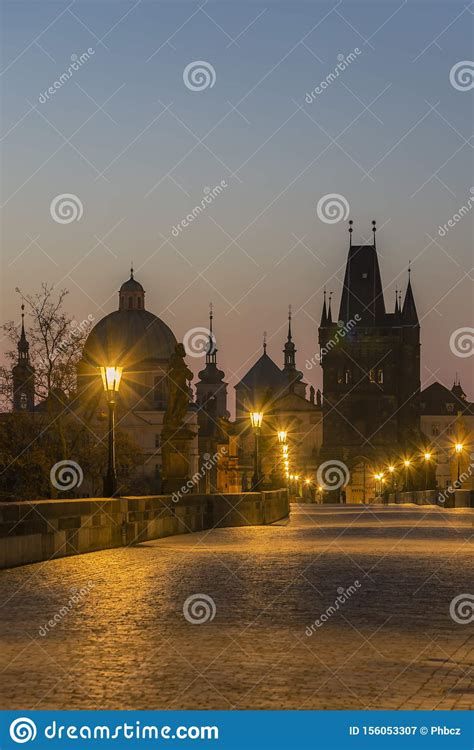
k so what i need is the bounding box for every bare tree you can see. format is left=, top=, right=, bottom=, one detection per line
left=1, top=284, right=92, bottom=408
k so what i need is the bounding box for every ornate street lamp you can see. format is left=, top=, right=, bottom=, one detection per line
left=277, top=430, right=287, bottom=444
left=455, top=443, right=463, bottom=482
left=99, top=366, right=123, bottom=497
left=423, top=451, right=432, bottom=489
left=249, top=411, right=263, bottom=490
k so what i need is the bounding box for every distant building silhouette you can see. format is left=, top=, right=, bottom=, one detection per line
left=318, top=221, right=422, bottom=501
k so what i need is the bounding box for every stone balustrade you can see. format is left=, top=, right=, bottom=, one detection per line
left=0, top=489, right=289, bottom=570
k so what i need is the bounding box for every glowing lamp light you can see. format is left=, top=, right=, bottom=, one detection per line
left=100, top=366, right=123, bottom=393
left=388, top=465, right=395, bottom=473
left=424, top=452, right=431, bottom=461
left=282, top=444, right=289, bottom=456
left=318, top=485, right=323, bottom=492
left=249, top=411, right=263, bottom=429
left=305, top=478, right=311, bottom=485
left=404, top=459, right=411, bottom=468
left=277, top=430, right=288, bottom=444
left=455, top=443, right=463, bottom=454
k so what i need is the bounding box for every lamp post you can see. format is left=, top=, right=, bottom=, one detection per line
left=100, top=366, right=123, bottom=497
left=388, top=464, right=395, bottom=494
left=249, top=411, right=263, bottom=490
left=403, top=459, right=411, bottom=491
left=423, top=452, right=431, bottom=490
left=455, top=443, right=463, bottom=483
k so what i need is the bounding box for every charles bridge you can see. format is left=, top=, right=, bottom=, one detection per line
left=0, top=495, right=472, bottom=711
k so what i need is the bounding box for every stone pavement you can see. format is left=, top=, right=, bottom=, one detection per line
left=0, top=504, right=473, bottom=710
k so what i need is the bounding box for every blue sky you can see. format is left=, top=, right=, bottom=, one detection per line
left=2, top=0, right=473, bottom=396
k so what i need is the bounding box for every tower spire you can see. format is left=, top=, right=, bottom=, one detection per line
left=283, top=305, right=296, bottom=370
left=327, top=292, right=333, bottom=324
left=18, top=304, right=29, bottom=360
left=402, top=264, right=419, bottom=325
left=372, top=219, right=376, bottom=248
left=206, top=302, right=217, bottom=364
left=263, top=331, right=267, bottom=354
left=320, top=289, right=328, bottom=325
left=287, top=304, right=292, bottom=340
left=349, top=220, right=353, bottom=248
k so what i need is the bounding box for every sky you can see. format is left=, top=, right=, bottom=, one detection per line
left=1, top=0, right=473, bottom=402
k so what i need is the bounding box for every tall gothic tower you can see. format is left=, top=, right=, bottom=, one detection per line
left=12, top=305, right=35, bottom=412
left=318, top=222, right=421, bottom=498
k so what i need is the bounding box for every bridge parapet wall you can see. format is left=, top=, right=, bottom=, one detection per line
left=387, top=489, right=473, bottom=508
left=0, top=489, right=289, bottom=569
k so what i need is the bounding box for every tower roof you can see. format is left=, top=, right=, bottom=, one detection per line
left=401, top=270, right=419, bottom=325
left=237, top=351, right=286, bottom=391
left=338, top=244, right=385, bottom=324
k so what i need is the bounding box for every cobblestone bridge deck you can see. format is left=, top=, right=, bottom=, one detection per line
left=0, top=504, right=472, bottom=710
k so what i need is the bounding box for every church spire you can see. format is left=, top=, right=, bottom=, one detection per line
left=206, top=302, right=217, bottom=365
left=283, top=305, right=296, bottom=370
left=18, top=304, right=29, bottom=361
left=327, top=292, right=333, bottom=324
left=263, top=330, right=267, bottom=355
left=320, top=290, right=328, bottom=326
left=402, top=264, right=419, bottom=325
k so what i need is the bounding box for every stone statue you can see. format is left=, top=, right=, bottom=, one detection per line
left=162, top=343, right=193, bottom=438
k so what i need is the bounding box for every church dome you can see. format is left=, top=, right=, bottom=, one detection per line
left=82, top=271, right=177, bottom=366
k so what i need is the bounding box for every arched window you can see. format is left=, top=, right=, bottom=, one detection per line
left=20, top=393, right=27, bottom=409
left=345, top=369, right=352, bottom=385
left=128, top=296, right=133, bottom=309
left=377, top=368, right=384, bottom=384
left=137, top=297, right=142, bottom=309
left=368, top=369, right=375, bottom=382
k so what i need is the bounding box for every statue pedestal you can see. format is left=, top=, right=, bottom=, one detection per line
left=162, top=428, right=194, bottom=493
